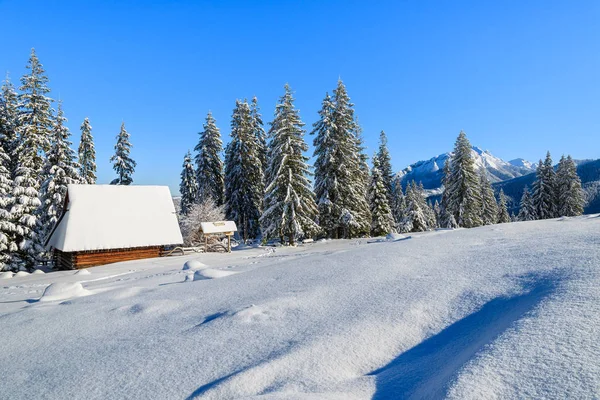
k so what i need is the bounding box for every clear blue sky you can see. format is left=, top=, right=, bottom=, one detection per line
left=2, top=0, right=599, bottom=194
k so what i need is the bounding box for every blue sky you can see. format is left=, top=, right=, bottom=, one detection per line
left=1, top=0, right=599, bottom=194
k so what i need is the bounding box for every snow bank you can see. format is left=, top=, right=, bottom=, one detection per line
left=0, top=216, right=598, bottom=399
left=13, top=271, right=29, bottom=277
left=75, top=269, right=91, bottom=276
left=39, top=282, right=91, bottom=302
left=193, top=268, right=240, bottom=280
left=182, top=260, right=207, bottom=271
left=0, top=271, right=13, bottom=279
left=32, top=269, right=45, bottom=275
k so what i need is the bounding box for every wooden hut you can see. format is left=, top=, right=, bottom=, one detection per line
left=45, top=184, right=183, bottom=269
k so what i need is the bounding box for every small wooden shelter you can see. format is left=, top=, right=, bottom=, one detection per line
left=45, top=184, right=183, bottom=269
left=200, top=221, right=237, bottom=252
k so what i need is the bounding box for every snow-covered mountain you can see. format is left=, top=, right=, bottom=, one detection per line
left=396, top=146, right=536, bottom=190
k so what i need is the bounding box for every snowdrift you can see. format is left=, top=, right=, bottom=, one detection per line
left=0, top=215, right=599, bottom=399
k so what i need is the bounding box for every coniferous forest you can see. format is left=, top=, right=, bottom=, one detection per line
left=0, top=49, right=588, bottom=271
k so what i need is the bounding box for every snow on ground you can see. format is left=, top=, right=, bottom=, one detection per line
left=0, top=216, right=599, bottom=399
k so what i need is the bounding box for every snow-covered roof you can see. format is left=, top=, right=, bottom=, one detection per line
left=46, top=185, right=183, bottom=252
left=200, top=221, right=237, bottom=234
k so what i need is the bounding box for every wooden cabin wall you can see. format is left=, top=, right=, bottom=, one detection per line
left=54, top=246, right=162, bottom=269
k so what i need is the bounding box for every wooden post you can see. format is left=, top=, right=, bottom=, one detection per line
left=227, top=233, right=232, bottom=253
left=205, top=235, right=208, bottom=253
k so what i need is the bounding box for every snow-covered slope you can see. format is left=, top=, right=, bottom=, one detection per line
left=1, top=216, right=599, bottom=399
left=396, top=146, right=535, bottom=190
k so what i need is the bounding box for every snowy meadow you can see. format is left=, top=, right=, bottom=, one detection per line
left=1, top=215, right=599, bottom=399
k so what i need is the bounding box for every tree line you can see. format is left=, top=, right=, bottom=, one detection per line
left=0, top=49, right=138, bottom=271
left=180, top=81, right=588, bottom=246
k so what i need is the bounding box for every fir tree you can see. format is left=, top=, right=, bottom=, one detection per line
left=445, top=131, right=483, bottom=228
left=39, top=102, right=80, bottom=244
left=376, top=130, right=394, bottom=204
left=556, top=155, right=585, bottom=217
left=78, top=117, right=96, bottom=184
left=497, top=188, right=511, bottom=223
left=311, top=80, right=370, bottom=238
left=368, top=154, right=394, bottom=236
left=532, top=152, right=557, bottom=220
left=391, top=175, right=406, bottom=231
left=439, top=159, right=458, bottom=228
left=109, top=122, right=136, bottom=185
left=517, top=186, right=536, bottom=221
left=179, top=151, right=198, bottom=215
left=433, top=200, right=442, bottom=227
left=250, top=97, right=267, bottom=174
left=1, top=75, right=20, bottom=175
left=195, top=112, right=224, bottom=205
left=11, top=49, right=54, bottom=270
left=0, top=107, right=15, bottom=270
left=224, top=100, right=264, bottom=241
left=260, top=85, right=319, bottom=245
left=480, top=171, right=498, bottom=225
left=17, top=48, right=54, bottom=177
left=401, top=181, right=432, bottom=232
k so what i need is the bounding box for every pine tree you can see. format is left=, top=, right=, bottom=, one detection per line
left=260, top=85, right=319, bottom=245
left=250, top=97, right=267, bottom=174
left=0, top=102, right=15, bottom=270
left=224, top=100, right=264, bottom=241
left=78, top=117, right=96, bottom=184
left=1, top=76, right=20, bottom=176
left=445, top=131, right=483, bottom=228
left=556, top=155, right=585, bottom=217
left=376, top=130, right=394, bottom=204
left=39, top=102, right=80, bottom=244
left=109, top=122, right=136, bottom=185
left=17, top=48, right=54, bottom=171
left=391, top=175, right=406, bottom=231
left=433, top=200, right=442, bottom=227
left=368, top=154, right=394, bottom=236
left=439, top=159, right=458, bottom=229
left=480, top=171, right=498, bottom=225
left=532, top=152, right=557, bottom=220
left=517, top=186, right=536, bottom=221
left=195, top=112, right=224, bottom=205
left=11, top=49, right=54, bottom=270
left=311, top=80, right=370, bottom=238
left=179, top=151, right=198, bottom=215
left=401, top=181, right=433, bottom=232
left=497, top=188, right=511, bottom=223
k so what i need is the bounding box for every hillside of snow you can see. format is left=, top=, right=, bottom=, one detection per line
left=396, top=146, right=535, bottom=190
left=1, top=216, right=599, bottom=399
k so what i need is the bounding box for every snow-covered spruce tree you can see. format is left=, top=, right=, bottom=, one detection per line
left=420, top=182, right=438, bottom=229
left=11, top=49, right=55, bottom=270
left=391, top=175, right=406, bottom=232
left=224, top=100, right=264, bottom=241
left=433, top=200, right=442, bottom=227
left=311, top=93, right=337, bottom=236
left=517, top=186, right=536, bottom=221
left=400, top=181, right=432, bottom=232
left=179, top=151, right=198, bottom=215
left=311, top=80, right=370, bottom=238
left=497, top=188, right=511, bottom=223
left=532, top=152, right=557, bottom=220
left=556, top=155, right=585, bottom=217
left=480, top=171, right=498, bottom=225
left=445, top=131, right=483, bottom=228
left=439, top=159, right=458, bottom=229
left=110, top=122, right=136, bottom=185
left=0, top=114, right=16, bottom=270
left=368, top=154, right=394, bottom=236
left=250, top=97, right=268, bottom=175
left=260, top=85, right=319, bottom=245
left=78, top=117, right=96, bottom=184
left=39, top=102, right=81, bottom=245
left=1, top=76, right=20, bottom=176
left=377, top=130, right=394, bottom=205
left=195, top=112, right=224, bottom=206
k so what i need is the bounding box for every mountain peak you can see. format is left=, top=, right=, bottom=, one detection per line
left=396, top=146, right=536, bottom=191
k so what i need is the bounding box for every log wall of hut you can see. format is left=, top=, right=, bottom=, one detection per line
left=53, top=246, right=162, bottom=269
